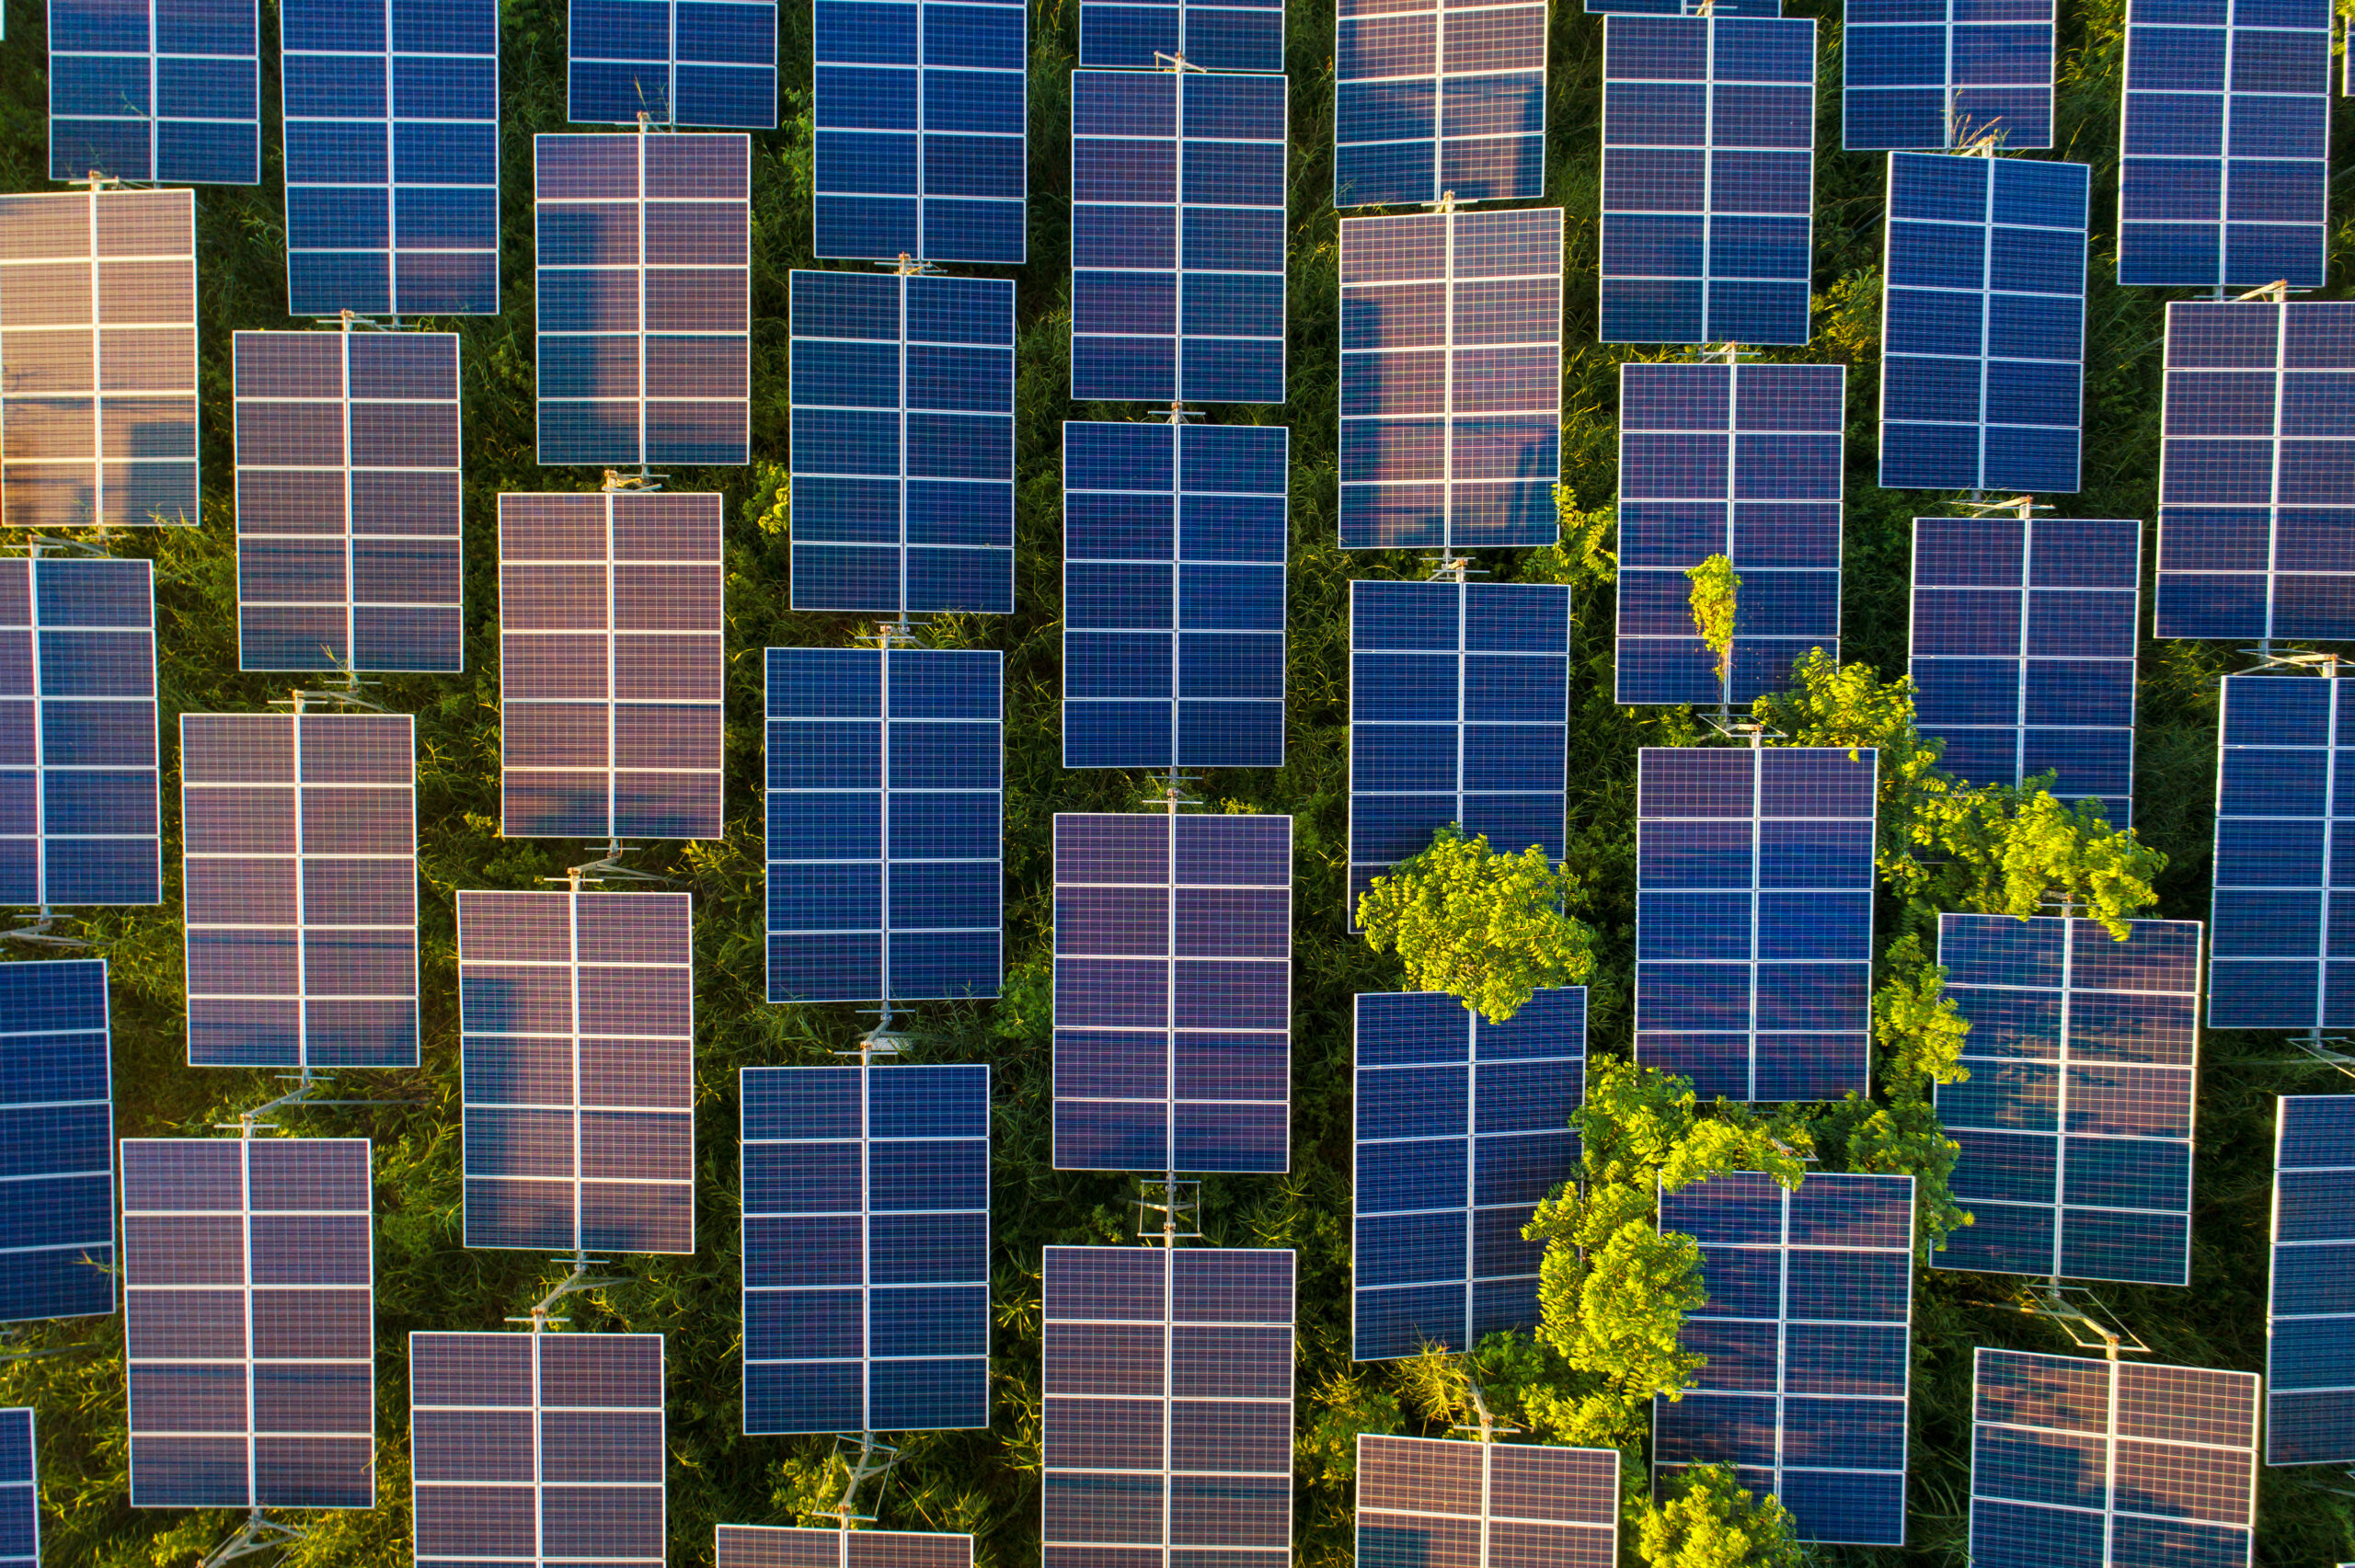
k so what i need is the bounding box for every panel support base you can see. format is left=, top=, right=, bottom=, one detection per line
left=198, top=1511, right=305, bottom=1567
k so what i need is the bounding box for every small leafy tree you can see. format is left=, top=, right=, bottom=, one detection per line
left=1357, top=828, right=1598, bottom=1023
left=1637, top=1464, right=1806, bottom=1568
left=1686, top=554, right=1740, bottom=694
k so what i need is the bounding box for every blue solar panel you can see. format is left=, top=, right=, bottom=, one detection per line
left=718, top=1526, right=974, bottom=1568
left=282, top=0, right=501, bottom=316
left=1071, top=69, right=1287, bottom=406
left=1082, top=0, right=1281, bottom=71
left=1879, top=153, right=2087, bottom=495
left=2268, top=1093, right=2355, bottom=1465
left=1064, top=421, right=1287, bottom=768
left=0, top=1409, right=34, bottom=1568
left=1635, top=746, right=1876, bottom=1102
left=741, top=1063, right=990, bottom=1436
left=571, top=0, right=777, bottom=127
left=49, top=0, right=259, bottom=183
left=2153, top=301, right=2355, bottom=642
left=1053, top=812, right=1291, bottom=1173
left=1352, top=986, right=1584, bottom=1362
left=1910, top=516, right=2139, bottom=822
left=816, top=0, right=1026, bottom=261
left=764, top=647, right=1003, bottom=1004
left=1332, top=0, right=1545, bottom=208
left=1844, top=0, right=2054, bottom=150
left=1358, top=1435, right=1617, bottom=1568
left=1338, top=209, right=1563, bottom=551
left=1614, top=361, right=1842, bottom=707
left=1600, top=16, right=1815, bottom=347
left=0, top=958, right=115, bottom=1324
left=789, top=271, right=1016, bottom=615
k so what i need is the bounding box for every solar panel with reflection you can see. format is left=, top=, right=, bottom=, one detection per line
left=2269, top=1093, right=2355, bottom=1465
left=571, top=0, right=777, bottom=127
left=0, top=958, right=115, bottom=1324
left=1333, top=0, right=1546, bottom=208
left=1358, top=1436, right=1615, bottom=1568
left=49, top=0, right=259, bottom=183
left=0, top=1409, right=33, bottom=1568
left=1844, top=0, right=2054, bottom=150
left=718, top=1525, right=973, bottom=1568
left=1083, top=0, right=1281, bottom=71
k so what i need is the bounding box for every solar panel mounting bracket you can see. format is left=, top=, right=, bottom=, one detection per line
left=1449, top=1379, right=1520, bottom=1443
left=877, top=254, right=939, bottom=278
left=2005, top=1281, right=2149, bottom=1358
left=2233, top=280, right=2298, bottom=303
left=1136, top=1177, right=1203, bottom=1242
left=1950, top=494, right=2049, bottom=521
left=218, top=1069, right=413, bottom=1137
left=1151, top=404, right=1203, bottom=426
left=600, top=467, right=669, bottom=494
left=195, top=1510, right=306, bottom=1567
left=1155, top=51, right=1206, bottom=72
left=0, top=909, right=99, bottom=950
left=546, top=841, right=674, bottom=888
left=822, top=1431, right=902, bottom=1526
left=506, top=1250, right=630, bottom=1332
left=2238, top=647, right=2342, bottom=678
left=1701, top=714, right=1782, bottom=749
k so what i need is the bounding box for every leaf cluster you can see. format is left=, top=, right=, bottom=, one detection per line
left=1356, top=828, right=1599, bottom=1023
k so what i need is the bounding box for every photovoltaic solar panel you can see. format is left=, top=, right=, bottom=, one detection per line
left=0, top=189, right=197, bottom=531
left=1053, top=812, right=1291, bottom=1174
left=457, top=890, right=695, bottom=1254
left=788, top=271, right=1015, bottom=616
left=1879, top=153, right=2087, bottom=495
left=1653, top=1171, right=1914, bottom=1547
left=1332, top=0, right=1546, bottom=208
left=1635, top=745, right=1876, bottom=1102
left=1614, top=361, right=1842, bottom=707
left=183, top=713, right=418, bottom=1071
left=1071, top=69, right=1287, bottom=406
left=122, top=1137, right=374, bottom=1510
left=1063, top=421, right=1287, bottom=768
left=0, top=958, right=115, bottom=1323
left=233, top=330, right=465, bottom=673
left=741, top=1063, right=990, bottom=1435
left=1338, top=208, right=1563, bottom=551
left=1357, top=1435, right=1617, bottom=1568
left=1843, top=0, right=2054, bottom=150
left=1600, top=16, right=1815, bottom=347
left=281, top=0, right=501, bottom=317
left=1970, top=1348, right=2258, bottom=1567
left=1082, top=0, right=1281, bottom=71
left=2153, top=301, right=2355, bottom=642
left=2119, top=0, right=2330, bottom=289
left=49, top=0, right=259, bottom=183
left=499, top=490, right=725, bottom=841
left=816, top=0, right=1027, bottom=263
left=570, top=0, right=777, bottom=127
left=1352, top=986, right=1584, bottom=1362
left=0, top=1410, right=34, bottom=1568
left=718, top=1525, right=973, bottom=1568
left=411, top=1332, right=666, bottom=1568
left=1042, top=1246, right=1293, bottom=1568
left=765, top=647, right=1003, bottom=1006
left=2268, top=1093, right=2355, bottom=1465
left=534, top=132, right=751, bottom=466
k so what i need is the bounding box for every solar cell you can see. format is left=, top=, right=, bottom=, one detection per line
left=0, top=189, right=197, bottom=531
left=718, top=1525, right=974, bottom=1568
left=1071, top=69, right=1287, bottom=406
left=499, top=490, right=725, bottom=841
left=0, top=1409, right=34, bottom=1568
left=411, top=1332, right=666, bottom=1568
left=1053, top=812, right=1292, bottom=1174
left=1063, top=421, right=1287, bottom=768
left=122, top=1137, right=374, bottom=1510
left=1333, top=0, right=1546, bottom=208
left=789, top=271, right=1016, bottom=616
left=1352, top=986, right=1584, bottom=1362
left=458, top=890, right=695, bottom=1254
left=1880, top=153, right=2087, bottom=495
left=816, top=0, right=1027, bottom=262
left=741, top=1064, right=990, bottom=1435
left=1653, top=1170, right=1914, bottom=1547
left=1358, top=1434, right=1617, bottom=1568
left=49, top=0, right=259, bottom=183
left=1082, top=0, right=1281, bottom=72
left=2269, top=1093, right=2355, bottom=1465
left=766, top=647, right=1003, bottom=1005
left=1635, top=745, right=1876, bottom=1102
left=571, top=0, right=777, bottom=127
left=1844, top=0, right=2055, bottom=150
left=281, top=0, right=501, bottom=316
left=534, top=132, right=751, bottom=466
left=2153, top=301, right=2355, bottom=642
left=1600, top=16, right=1815, bottom=347
left=0, top=958, right=116, bottom=1323
left=1614, top=361, right=1842, bottom=706
left=1338, top=208, right=1563, bottom=551
left=1910, top=516, right=2140, bottom=823
left=1041, top=1245, right=1293, bottom=1568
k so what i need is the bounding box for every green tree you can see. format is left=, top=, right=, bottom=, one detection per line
left=1637, top=1464, right=1806, bottom=1568
left=1357, top=828, right=1598, bottom=1023
left=1685, top=554, right=1740, bottom=695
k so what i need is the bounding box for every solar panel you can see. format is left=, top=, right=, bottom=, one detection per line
left=1357, top=1434, right=1617, bottom=1568
left=1653, top=1170, right=1913, bottom=1547
left=788, top=271, right=1016, bottom=615
left=411, top=1332, right=666, bottom=1568
left=499, top=490, right=725, bottom=841
left=2269, top=1093, right=2355, bottom=1465
left=766, top=647, right=1003, bottom=1005
left=457, top=890, right=695, bottom=1254
left=1880, top=153, right=2087, bottom=495
left=1041, top=1245, right=1293, bottom=1568
left=49, top=0, right=259, bottom=183
left=1843, top=0, right=2054, bottom=150
left=0, top=556, right=161, bottom=908
left=571, top=0, right=777, bottom=127
left=718, top=1525, right=973, bottom=1568
left=0, top=958, right=115, bottom=1323
left=1600, top=16, right=1815, bottom=347
left=122, top=1137, right=374, bottom=1509
left=1338, top=208, right=1563, bottom=551
left=1082, top=0, right=1281, bottom=71
left=1614, top=361, right=1843, bottom=707
left=1332, top=0, right=1546, bottom=208
left=1071, top=69, right=1287, bottom=406
left=2153, top=301, right=2355, bottom=642
left=741, top=1063, right=990, bottom=1435
left=1635, top=745, right=1876, bottom=1102
left=0, top=189, right=197, bottom=531
left=233, top=330, right=465, bottom=673
left=1910, top=516, right=2140, bottom=823
left=1352, top=986, right=1584, bottom=1362
left=534, top=132, right=751, bottom=466
left=2119, top=0, right=2329, bottom=289
left=0, top=1409, right=34, bottom=1568
left=1053, top=812, right=1292, bottom=1174
left=281, top=0, right=501, bottom=316
left=1970, top=1348, right=2257, bottom=1567
left=815, top=0, right=1027, bottom=262
left=1063, top=420, right=1288, bottom=769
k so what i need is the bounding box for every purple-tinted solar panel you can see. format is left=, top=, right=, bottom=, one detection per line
left=718, top=1526, right=974, bottom=1568
left=1357, top=1434, right=1618, bottom=1568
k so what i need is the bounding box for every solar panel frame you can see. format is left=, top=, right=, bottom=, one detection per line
left=1843, top=0, right=2055, bottom=151
left=570, top=0, right=779, bottom=128
left=1332, top=0, right=1547, bottom=209
left=2269, top=1093, right=2355, bottom=1466
left=1081, top=0, right=1281, bottom=71
left=1356, top=1434, right=1618, bottom=1568
left=717, top=1525, right=975, bottom=1568
left=48, top=0, right=260, bottom=184
left=0, top=958, right=116, bottom=1324
left=0, top=1409, right=34, bottom=1568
